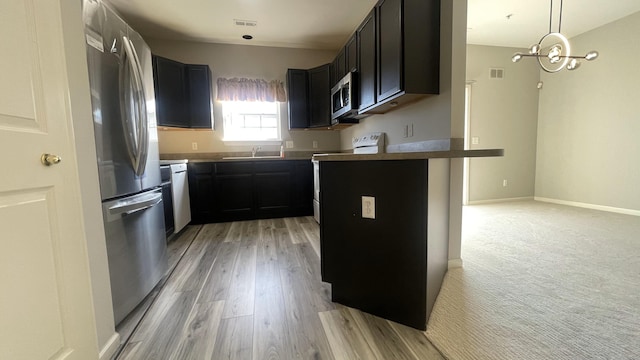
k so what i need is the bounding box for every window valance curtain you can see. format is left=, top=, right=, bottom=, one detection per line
left=216, top=77, right=287, bottom=102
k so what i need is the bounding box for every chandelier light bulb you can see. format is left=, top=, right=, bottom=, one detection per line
left=529, top=44, right=541, bottom=54
left=585, top=51, right=599, bottom=61
left=567, top=58, right=581, bottom=70
left=512, top=53, right=523, bottom=63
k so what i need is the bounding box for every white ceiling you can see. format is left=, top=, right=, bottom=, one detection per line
left=467, top=0, right=640, bottom=48
left=106, top=0, right=640, bottom=50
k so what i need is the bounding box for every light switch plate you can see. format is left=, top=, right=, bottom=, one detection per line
left=286, top=140, right=294, bottom=148
left=362, top=196, right=375, bottom=219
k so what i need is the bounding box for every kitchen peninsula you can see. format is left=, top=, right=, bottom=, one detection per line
left=314, top=147, right=503, bottom=330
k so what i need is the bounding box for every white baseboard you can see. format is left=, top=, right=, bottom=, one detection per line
left=99, top=332, right=120, bottom=360
left=467, top=196, right=533, bottom=205
left=534, top=197, right=640, bottom=217
left=448, top=258, right=463, bottom=269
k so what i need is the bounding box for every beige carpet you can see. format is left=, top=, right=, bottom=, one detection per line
left=425, top=200, right=640, bottom=359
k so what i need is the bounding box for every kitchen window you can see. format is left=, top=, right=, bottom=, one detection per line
left=222, top=101, right=281, bottom=141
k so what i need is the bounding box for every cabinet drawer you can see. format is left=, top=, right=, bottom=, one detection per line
left=189, top=162, right=213, bottom=174
left=254, top=161, right=290, bottom=174
left=215, top=162, right=253, bottom=175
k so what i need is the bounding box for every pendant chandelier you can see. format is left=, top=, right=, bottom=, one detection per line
left=511, top=0, right=599, bottom=72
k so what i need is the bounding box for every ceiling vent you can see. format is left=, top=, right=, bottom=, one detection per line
left=490, top=68, right=504, bottom=79
left=234, top=19, right=257, bottom=27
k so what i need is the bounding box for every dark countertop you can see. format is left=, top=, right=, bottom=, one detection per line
left=312, top=148, right=504, bottom=161
left=160, top=151, right=326, bottom=163
left=186, top=156, right=314, bottom=163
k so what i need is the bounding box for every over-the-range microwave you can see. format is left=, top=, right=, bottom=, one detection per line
left=330, top=72, right=364, bottom=125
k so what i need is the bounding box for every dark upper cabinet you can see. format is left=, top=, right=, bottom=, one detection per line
left=357, top=9, right=377, bottom=112
left=308, top=64, right=331, bottom=128
left=186, top=65, right=213, bottom=129
left=333, top=48, right=346, bottom=83
left=345, top=34, right=358, bottom=74
left=377, top=0, right=403, bottom=102
left=153, top=55, right=187, bottom=127
left=286, top=69, right=309, bottom=129
left=331, top=34, right=356, bottom=88
left=362, top=0, right=440, bottom=114
left=152, top=55, right=213, bottom=128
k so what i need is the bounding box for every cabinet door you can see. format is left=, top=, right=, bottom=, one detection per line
left=215, top=174, right=254, bottom=221
left=255, top=163, right=291, bottom=218
left=186, top=64, right=213, bottom=129
left=291, top=160, right=313, bottom=216
left=215, top=162, right=254, bottom=221
left=153, top=55, right=188, bottom=127
left=335, top=48, right=346, bottom=81
left=357, top=10, right=376, bottom=111
left=286, top=69, right=309, bottom=129
left=345, top=34, right=358, bottom=73
left=188, top=163, right=215, bottom=224
left=308, top=64, right=331, bottom=128
left=377, top=0, right=403, bottom=102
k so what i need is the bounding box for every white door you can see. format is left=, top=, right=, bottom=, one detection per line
left=0, top=0, right=99, bottom=359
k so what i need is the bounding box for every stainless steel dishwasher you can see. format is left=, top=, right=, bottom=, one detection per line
left=170, top=163, right=192, bottom=233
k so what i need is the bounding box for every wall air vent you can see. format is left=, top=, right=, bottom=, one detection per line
left=234, top=19, right=257, bottom=27
left=490, top=68, right=504, bottom=79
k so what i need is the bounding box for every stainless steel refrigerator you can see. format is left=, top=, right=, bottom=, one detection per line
left=83, top=0, right=167, bottom=325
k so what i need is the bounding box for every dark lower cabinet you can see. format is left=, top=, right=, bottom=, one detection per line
left=188, top=160, right=313, bottom=223
left=320, top=159, right=448, bottom=331
left=216, top=174, right=254, bottom=221
left=188, top=162, right=216, bottom=224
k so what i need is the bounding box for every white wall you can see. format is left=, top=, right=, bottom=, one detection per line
left=144, top=40, right=342, bottom=155
left=536, top=11, right=640, bottom=212
left=466, top=45, right=540, bottom=202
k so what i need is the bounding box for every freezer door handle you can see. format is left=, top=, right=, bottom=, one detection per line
left=108, top=192, right=162, bottom=217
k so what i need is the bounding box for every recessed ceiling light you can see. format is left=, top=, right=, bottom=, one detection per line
left=242, top=35, right=253, bottom=40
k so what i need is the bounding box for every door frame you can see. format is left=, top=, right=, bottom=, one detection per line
left=463, top=83, right=472, bottom=205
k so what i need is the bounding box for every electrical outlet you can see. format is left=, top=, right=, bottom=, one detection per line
left=312, top=140, right=318, bottom=149
left=471, top=137, right=479, bottom=145
left=362, top=196, right=375, bottom=219
left=503, top=179, right=508, bottom=187
left=286, top=141, right=294, bottom=148
left=192, top=142, right=198, bottom=150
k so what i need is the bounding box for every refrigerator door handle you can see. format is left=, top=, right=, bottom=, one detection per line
left=127, top=38, right=149, bottom=176
left=120, top=36, right=142, bottom=174
left=108, top=192, right=163, bottom=218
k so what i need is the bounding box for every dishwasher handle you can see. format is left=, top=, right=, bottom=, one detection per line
left=108, top=192, right=162, bottom=217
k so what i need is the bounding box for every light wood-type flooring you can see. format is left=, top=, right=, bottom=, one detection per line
left=116, top=217, right=444, bottom=360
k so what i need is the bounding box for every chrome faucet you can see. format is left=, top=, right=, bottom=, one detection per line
left=251, top=146, right=261, bottom=157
